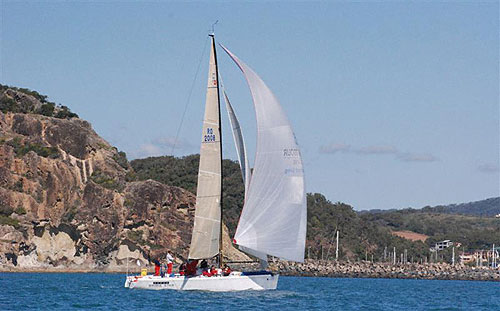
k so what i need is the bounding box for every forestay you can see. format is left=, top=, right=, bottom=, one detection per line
left=220, top=45, right=307, bottom=262
left=189, top=37, right=222, bottom=260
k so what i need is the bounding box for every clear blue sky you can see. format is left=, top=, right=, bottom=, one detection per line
left=1, top=1, right=498, bottom=210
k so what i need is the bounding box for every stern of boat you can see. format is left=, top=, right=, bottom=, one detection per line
left=124, top=275, right=136, bottom=288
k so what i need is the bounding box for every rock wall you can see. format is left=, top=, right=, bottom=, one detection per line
left=0, top=88, right=248, bottom=272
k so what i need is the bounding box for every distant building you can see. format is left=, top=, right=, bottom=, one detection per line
left=459, top=247, right=499, bottom=266
left=459, top=253, right=474, bottom=264
left=434, top=240, right=453, bottom=251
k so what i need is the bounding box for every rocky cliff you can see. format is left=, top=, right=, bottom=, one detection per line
left=0, top=87, right=247, bottom=271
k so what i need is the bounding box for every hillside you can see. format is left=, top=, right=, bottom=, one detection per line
left=0, top=85, right=246, bottom=271
left=421, top=197, right=500, bottom=217
left=133, top=155, right=499, bottom=263
left=132, top=156, right=431, bottom=262
left=360, top=209, right=500, bottom=251
left=363, top=197, right=500, bottom=217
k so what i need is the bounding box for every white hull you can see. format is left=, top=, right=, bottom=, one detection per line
left=124, top=271, right=278, bottom=291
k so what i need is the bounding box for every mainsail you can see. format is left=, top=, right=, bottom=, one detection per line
left=189, top=35, right=222, bottom=260
left=221, top=90, right=251, bottom=198
left=221, top=45, right=307, bottom=262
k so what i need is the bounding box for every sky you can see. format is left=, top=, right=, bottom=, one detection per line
left=1, top=1, right=498, bottom=210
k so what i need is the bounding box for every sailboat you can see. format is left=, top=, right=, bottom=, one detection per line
left=124, top=32, right=306, bottom=291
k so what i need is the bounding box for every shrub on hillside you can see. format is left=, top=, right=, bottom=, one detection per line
left=7, top=137, right=59, bottom=159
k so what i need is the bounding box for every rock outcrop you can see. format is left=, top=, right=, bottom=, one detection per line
left=0, top=87, right=247, bottom=272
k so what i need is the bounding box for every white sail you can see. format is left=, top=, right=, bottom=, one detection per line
left=189, top=36, right=222, bottom=260
left=221, top=45, right=307, bottom=262
left=222, top=90, right=251, bottom=198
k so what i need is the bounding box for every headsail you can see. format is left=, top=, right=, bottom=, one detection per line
left=189, top=35, right=222, bottom=260
left=221, top=89, right=251, bottom=198
left=220, top=45, right=307, bottom=262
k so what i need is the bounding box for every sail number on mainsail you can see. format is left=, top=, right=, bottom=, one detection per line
left=204, top=128, right=216, bottom=142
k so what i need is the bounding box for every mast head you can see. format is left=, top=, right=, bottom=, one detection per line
left=209, top=20, right=218, bottom=37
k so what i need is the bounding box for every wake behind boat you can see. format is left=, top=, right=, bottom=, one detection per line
left=125, top=31, right=306, bottom=291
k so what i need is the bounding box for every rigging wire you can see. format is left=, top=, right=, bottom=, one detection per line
left=170, top=36, right=209, bottom=155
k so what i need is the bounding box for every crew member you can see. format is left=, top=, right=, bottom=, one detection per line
left=179, top=262, right=186, bottom=276
left=166, top=251, right=174, bottom=275
left=153, top=258, right=161, bottom=276
left=200, top=259, right=208, bottom=269
left=223, top=265, right=232, bottom=276
left=210, top=265, right=218, bottom=277
left=202, top=268, right=211, bottom=277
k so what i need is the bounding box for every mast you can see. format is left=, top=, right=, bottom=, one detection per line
left=210, top=33, right=224, bottom=268
left=335, top=230, right=339, bottom=261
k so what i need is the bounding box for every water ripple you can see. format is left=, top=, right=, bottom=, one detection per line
left=0, top=273, right=498, bottom=311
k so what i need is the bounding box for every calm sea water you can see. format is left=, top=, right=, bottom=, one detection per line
left=0, top=273, right=498, bottom=310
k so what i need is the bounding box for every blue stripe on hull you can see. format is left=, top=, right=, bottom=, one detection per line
left=241, top=270, right=274, bottom=276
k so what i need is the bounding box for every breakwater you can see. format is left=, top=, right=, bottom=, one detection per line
left=271, top=260, right=500, bottom=282
left=2, top=260, right=499, bottom=281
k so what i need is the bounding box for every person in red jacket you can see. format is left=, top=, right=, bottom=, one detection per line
left=202, top=269, right=211, bottom=277
left=210, top=265, right=218, bottom=277
left=223, top=265, right=231, bottom=276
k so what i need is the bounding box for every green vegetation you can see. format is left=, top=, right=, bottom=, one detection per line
left=366, top=197, right=500, bottom=218
left=0, top=204, right=20, bottom=228
left=0, top=205, right=14, bottom=216
left=125, top=171, right=137, bottom=182
left=123, top=198, right=134, bottom=208
left=89, top=169, right=122, bottom=191
left=0, top=96, right=18, bottom=113
left=0, top=215, right=20, bottom=229
left=131, top=155, right=200, bottom=194
left=306, top=193, right=430, bottom=261
left=14, top=207, right=27, bottom=215
left=0, top=84, right=78, bottom=119
left=113, top=151, right=129, bottom=169
left=0, top=84, right=49, bottom=103
left=6, top=137, right=59, bottom=158
left=360, top=209, right=500, bottom=251
left=97, top=142, right=111, bottom=150
left=37, top=102, right=55, bottom=116
left=421, top=197, right=500, bottom=217
left=127, top=230, right=145, bottom=244
left=54, top=105, right=78, bottom=119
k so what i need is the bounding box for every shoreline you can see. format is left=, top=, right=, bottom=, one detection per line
left=1, top=260, right=499, bottom=282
